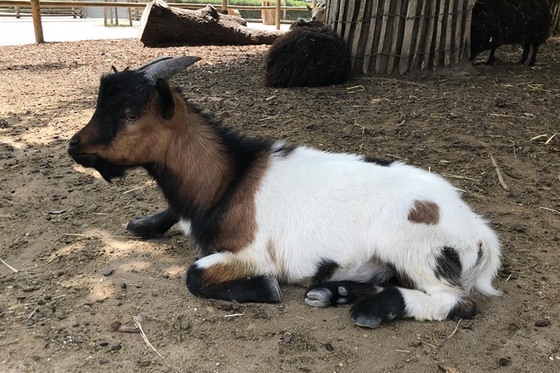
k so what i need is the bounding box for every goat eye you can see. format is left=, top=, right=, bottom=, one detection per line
left=123, top=110, right=139, bottom=122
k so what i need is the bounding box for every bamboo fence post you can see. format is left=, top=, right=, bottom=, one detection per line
left=327, top=0, right=473, bottom=75
left=30, top=0, right=44, bottom=43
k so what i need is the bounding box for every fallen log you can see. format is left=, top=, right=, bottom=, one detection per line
left=139, top=0, right=283, bottom=47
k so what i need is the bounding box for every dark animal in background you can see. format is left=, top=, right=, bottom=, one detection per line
left=470, top=0, right=554, bottom=66
left=68, top=56, right=502, bottom=328
left=263, top=19, right=351, bottom=87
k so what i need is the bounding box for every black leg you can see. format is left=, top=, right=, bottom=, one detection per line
left=350, top=287, right=406, bottom=328
left=186, top=261, right=282, bottom=304
left=486, top=46, right=497, bottom=65
left=528, top=44, right=539, bottom=67
left=126, top=207, right=180, bottom=238
left=305, top=281, right=378, bottom=308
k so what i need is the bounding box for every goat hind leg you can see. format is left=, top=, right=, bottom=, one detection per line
left=350, top=283, right=476, bottom=328
left=186, top=253, right=282, bottom=304
left=127, top=207, right=179, bottom=238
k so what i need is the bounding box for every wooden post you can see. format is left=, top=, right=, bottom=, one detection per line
left=30, top=0, right=44, bottom=43
left=221, top=0, right=227, bottom=12
left=327, top=0, right=475, bottom=75
left=275, top=0, right=281, bottom=30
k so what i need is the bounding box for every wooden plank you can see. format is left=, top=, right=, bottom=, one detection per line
left=386, top=0, right=403, bottom=75
left=444, top=0, right=454, bottom=66
left=421, top=0, right=437, bottom=70
left=399, top=0, right=418, bottom=75
left=410, top=0, right=427, bottom=71
left=351, top=0, right=369, bottom=75
left=363, top=0, right=380, bottom=75
left=374, top=0, right=392, bottom=74
left=342, top=0, right=355, bottom=44
left=464, top=0, right=475, bottom=61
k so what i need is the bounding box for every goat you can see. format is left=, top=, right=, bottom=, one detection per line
left=263, top=19, right=351, bottom=87
left=68, top=56, right=501, bottom=328
left=470, top=0, right=554, bottom=66
left=307, top=3, right=326, bottom=23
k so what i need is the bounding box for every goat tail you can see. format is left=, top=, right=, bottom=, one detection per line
left=465, top=220, right=502, bottom=297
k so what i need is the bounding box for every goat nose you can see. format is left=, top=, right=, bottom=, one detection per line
left=68, top=135, right=81, bottom=148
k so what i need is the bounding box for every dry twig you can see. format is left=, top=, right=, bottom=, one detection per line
left=489, top=154, right=509, bottom=191
left=539, top=206, right=560, bottom=215
left=442, top=319, right=462, bottom=341
left=223, top=313, right=244, bottom=318
left=1, top=258, right=19, bottom=273
left=133, top=316, right=164, bottom=359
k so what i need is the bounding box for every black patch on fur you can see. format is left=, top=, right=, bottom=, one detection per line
left=386, top=263, right=415, bottom=289
left=186, top=264, right=281, bottom=303
left=272, top=143, right=297, bottom=158
left=447, top=298, right=478, bottom=320
left=126, top=207, right=180, bottom=238
left=155, top=79, right=175, bottom=120
left=350, top=287, right=406, bottom=328
left=311, top=260, right=339, bottom=285
left=94, top=71, right=155, bottom=144
left=68, top=70, right=156, bottom=181
left=362, top=155, right=394, bottom=167
left=435, top=247, right=462, bottom=285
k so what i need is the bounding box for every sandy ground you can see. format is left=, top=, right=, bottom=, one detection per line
left=0, top=35, right=559, bottom=373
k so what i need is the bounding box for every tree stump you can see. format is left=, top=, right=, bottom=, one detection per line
left=139, top=0, right=282, bottom=47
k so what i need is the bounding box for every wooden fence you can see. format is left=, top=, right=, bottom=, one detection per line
left=0, top=0, right=317, bottom=43
left=553, top=1, right=560, bottom=34
left=327, top=0, right=475, bottom=75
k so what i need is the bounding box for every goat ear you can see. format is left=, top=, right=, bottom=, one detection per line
left=155, top=78, right=175, bottom=120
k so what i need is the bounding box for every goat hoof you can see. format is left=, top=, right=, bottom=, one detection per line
left=353, top=315, right=382, bottom=329
left=305, top=283, right=353, bottom=308
left=127, top=217, right=158, bottom=238
left=305, top=288, right=333, bottom=308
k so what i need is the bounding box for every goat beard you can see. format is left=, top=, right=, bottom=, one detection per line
left=72, top=154, right=127, bottom=182
left=95, top=162, right=127, bottom=183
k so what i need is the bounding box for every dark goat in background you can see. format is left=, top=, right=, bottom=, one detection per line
left=263, top=19, right=351, bottom=87
left=470, top=0, right=555, bottom=66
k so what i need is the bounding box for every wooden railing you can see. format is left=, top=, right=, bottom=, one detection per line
left=0, top=0, right=318, bottom=42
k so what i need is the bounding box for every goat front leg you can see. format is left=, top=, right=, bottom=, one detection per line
left=186, top=252, right=282, bottom=304
left=126, top=207, right=180, bottom=238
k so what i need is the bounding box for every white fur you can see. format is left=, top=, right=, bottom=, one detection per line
left=205, top=144, right=501, bottom=321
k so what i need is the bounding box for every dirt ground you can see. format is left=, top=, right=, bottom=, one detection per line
left=0, top=37, right=559, bottom=373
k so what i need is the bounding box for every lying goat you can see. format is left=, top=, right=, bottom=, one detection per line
left=68, top=57, right=501, bottom=328
left=264, top=19, right=351, bottom=87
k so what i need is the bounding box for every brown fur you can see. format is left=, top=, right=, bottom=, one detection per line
left=162, top=93, right=235, bottom=210
left=407, top=200, right=440, bottom=225
left=216, top=152, right=270, bottom=252
left=201, top=260, right=257, bottom=286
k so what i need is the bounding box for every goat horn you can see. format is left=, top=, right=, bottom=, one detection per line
left=139, top=56, right=202, bottom=83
